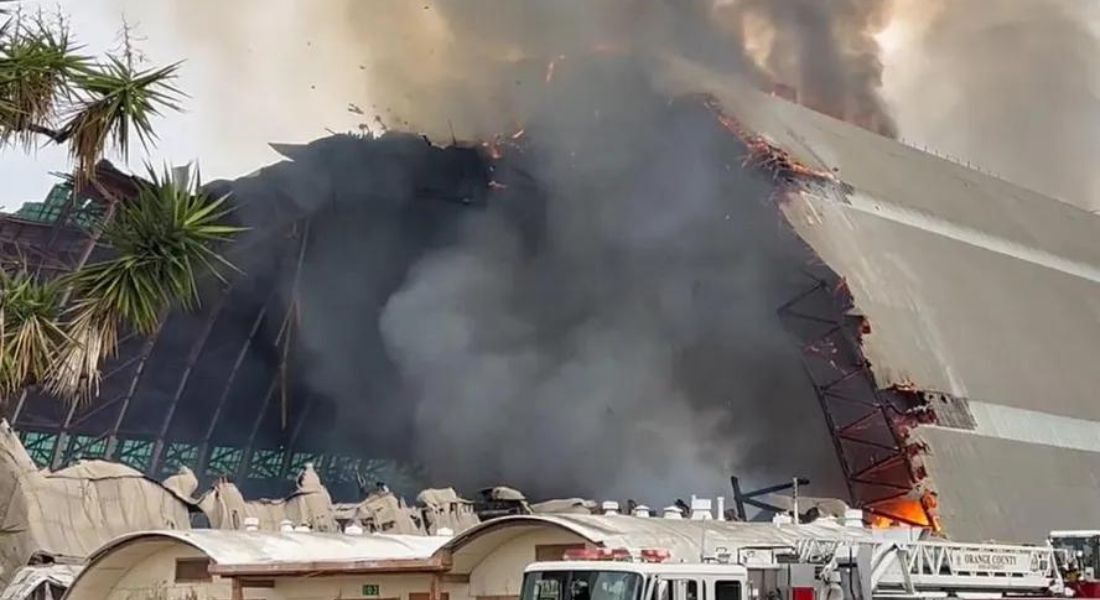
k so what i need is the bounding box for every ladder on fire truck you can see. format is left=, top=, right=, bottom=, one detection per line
left=793, top=538, right=1064, bottom=598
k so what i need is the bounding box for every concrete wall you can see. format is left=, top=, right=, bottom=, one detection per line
left=468, top=529, right=589, bottom=598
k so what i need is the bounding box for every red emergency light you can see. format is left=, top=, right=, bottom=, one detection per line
left=562, top=547, right=633, bottom=561
left=639, top=549, right=671, bottom=563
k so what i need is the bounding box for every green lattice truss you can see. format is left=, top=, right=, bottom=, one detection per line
left=16, top=429, right=423, bottom=491
left=12, top=178, right=106, bottom=230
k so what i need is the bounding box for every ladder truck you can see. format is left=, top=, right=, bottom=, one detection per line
left=518, top=538, right=1069, bottom=600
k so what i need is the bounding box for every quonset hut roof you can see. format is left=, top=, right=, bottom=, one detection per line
left=444, top=514, right=872, bottom=568
left=658, top=57, right=1100, bottom=543
left=70, top=530, right=449, bottom=585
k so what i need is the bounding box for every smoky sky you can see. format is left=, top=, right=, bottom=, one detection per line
left=163, top=0, right=897, bottom=140
left=885, top=0, right=1100, bottom=211
left=377, top=62, right=847, bottom=500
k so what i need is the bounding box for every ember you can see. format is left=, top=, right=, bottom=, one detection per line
left=704, top=98, right=837, bottom=186
left=545, top=55, right=565, bottom=83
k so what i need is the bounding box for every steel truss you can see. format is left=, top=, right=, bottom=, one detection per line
left=777, top=266, right=932, bottom=528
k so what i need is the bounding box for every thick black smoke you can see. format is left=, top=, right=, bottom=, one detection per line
left=378, top=60, right=845, bottom=499
left=220, top=54, right=847, bottom=502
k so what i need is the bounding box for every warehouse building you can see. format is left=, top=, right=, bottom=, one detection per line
left=64, top=530, right=451, bottom=600
left=65, top=513, right=872, bottom=600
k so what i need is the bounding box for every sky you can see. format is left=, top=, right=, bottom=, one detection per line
left=2, top=1, right=1100, bottom=211
left=0, top=0, right=371, bottom=209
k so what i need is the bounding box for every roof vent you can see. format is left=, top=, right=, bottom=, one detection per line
left=243, top=517, right=260, bottom=532
left=843, top=509, right=865, bottom=529
left=690, top=497, right=713, bottom=520
left=662, top=506, right=683, bottom=520
left=279, top=519, right=294, bottom=533
left=345, top=523, right=364, bottom=536
left=632, top=505, right=651, bottom=518
left=772, top=513, right=793, bottom=527
left=601, top=501, right=621, bottom=515
left=293, top=524, right=311, bottom=533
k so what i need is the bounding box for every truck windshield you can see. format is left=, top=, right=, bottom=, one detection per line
left=522, top=570, right=642, bottom=600
left=1052, top=536, right=1100, bottom=577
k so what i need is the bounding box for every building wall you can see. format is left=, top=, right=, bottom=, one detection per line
left=81, top=549, right=447, bottom=600
left=273, top=573, right=443, bottom=600
left=468, top=529, right=589, bottom=599
left=96, top=546, right=234, bottom=600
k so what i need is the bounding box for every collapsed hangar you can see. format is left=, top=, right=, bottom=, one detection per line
left=0, top=55, right=1097, bottom=543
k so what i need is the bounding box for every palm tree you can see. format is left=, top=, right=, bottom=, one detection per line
left=0, top=7, right=242, bottom=400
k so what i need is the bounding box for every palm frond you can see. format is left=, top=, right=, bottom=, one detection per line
left=49, top=166, right=242, bottom=398
left=0, top=269, right=66, bottom=396
left=60, top=56, right=182, bottom=176
left=0, top=11, right=88, bottom=148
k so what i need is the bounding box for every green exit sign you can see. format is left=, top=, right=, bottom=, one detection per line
left=363, top=584, right=381, bottom=597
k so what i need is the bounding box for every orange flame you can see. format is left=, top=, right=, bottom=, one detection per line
left=869, top=494, right=941, bottom=533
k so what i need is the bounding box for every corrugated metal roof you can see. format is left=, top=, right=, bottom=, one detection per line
left=446, top=514, right=872, bottom=562
left=656, top=57, right=1100, bottom=542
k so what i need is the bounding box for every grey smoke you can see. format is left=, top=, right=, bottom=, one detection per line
left=886, top=0, right=1100, bottom=210
left=372, top=61, right=845, bottom=501
left=719, top=0, right=898, bottom=136
left=346, top=0, right=897, bottom=139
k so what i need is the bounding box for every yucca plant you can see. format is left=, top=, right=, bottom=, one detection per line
left=48, top=166, right=242, bottom=398
left=0, top=269, right=66, bottom=396
left=0, top=11, right=88, bottom=148
left=0, top=7, right=181, bottom=178
left=61, top=56, right=181, bottom=176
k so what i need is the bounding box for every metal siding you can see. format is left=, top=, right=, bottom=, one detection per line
left=917, top=427, right=1100, bottom=542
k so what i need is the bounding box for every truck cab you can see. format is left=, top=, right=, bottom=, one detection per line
left=521, top=551, right=749, bottom=600
left=1050, top=531, right=1100, bottom=597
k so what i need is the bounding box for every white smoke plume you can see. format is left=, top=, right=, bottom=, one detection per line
left=883, top=0, right=1100, bottom=210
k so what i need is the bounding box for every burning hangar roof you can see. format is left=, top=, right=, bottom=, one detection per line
left=658, top=57, right=1100, bottom=542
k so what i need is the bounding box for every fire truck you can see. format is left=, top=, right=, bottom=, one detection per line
left=519, top=537, right=1072, bottom=600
